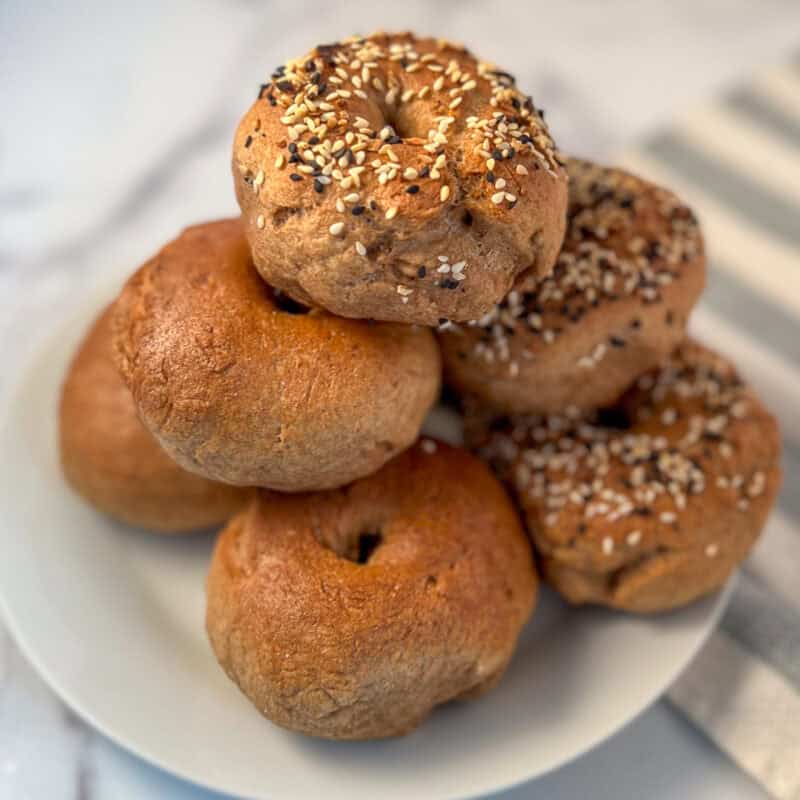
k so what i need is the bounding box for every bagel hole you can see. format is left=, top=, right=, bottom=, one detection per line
left=315, top=520, right=385, bottom=565
left=595, top=406, right=632, bottom=430
left=380, top=107, right=413, bottom=141
left=353, top=531, right=383, bottom=565
left=273, top=290, right=311, bottom=315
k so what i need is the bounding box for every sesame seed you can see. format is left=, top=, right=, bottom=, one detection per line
left=258, top=35, right=564, bottom=241
left=602, top=537, right=614, bottom=555
left=385, top=206, right=399, bottom=220
left=515, top=164, right=529, bottom=175
left=329, top=222, right=345, bottom=237
left=626, top=530, right=642, bottom=546
left=491, top=191, right=505, bottom=204
left=705, top=543, right=719, bottom=558
left=256, top=215, right=265, bottom=229
left=355, top=241, right=367, bottom=256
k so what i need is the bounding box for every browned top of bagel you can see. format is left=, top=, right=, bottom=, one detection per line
left=112, top=218, right=441, bottom=490
left=206, top=439, right=537, bottom=738
left=233, top=31, right=568, bottom=324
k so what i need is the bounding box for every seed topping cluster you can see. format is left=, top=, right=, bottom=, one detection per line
left=457, top=161, right=701, bottom=374
left=476, top=346, right=764, bottom=559
left=240, top=33, right=563, bottom=253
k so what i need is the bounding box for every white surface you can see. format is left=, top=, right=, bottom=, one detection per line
left=0, top=289, right=729, bottom=799
left=4, top=1, right=799, bottom=798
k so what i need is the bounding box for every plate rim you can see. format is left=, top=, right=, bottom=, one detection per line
left=0, top=288, right=734, bottom=800
left=0, top=577, right=734, bottom=800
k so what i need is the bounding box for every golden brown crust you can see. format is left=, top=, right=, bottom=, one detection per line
left=466, top=341, right=781, bottom=612
left=112, top=219, right=441, bottom=491
left=233, top=32, right=568, bottom=325
left=59, top=306, right=251, bottom=533
left=206, top=439, right=537, bottom=739
left=439, top=159, right=705, bottom=414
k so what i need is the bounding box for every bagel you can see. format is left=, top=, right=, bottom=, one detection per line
left=467, top=341, right=781, bottom=612
left=60, top=306, right=251, bottom=533
left=439, top=159, right=705, bottom=414
left=113, top=219, right=441, bottom=491
left=233, top=31, right=568, bottom=325
left=206, top=439, right=537, bottom=739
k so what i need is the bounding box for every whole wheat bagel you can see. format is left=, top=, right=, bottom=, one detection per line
left=439, top=159, right=705, bottom=415
left=467, top=340, right=781, bottom=613
left=233, top=32, right=568, bottom=325
left=113, top=219, right=441, bottom=491
left=206, top=439, right=537, bottom=739
left=60, top=306, right=251, bottom=533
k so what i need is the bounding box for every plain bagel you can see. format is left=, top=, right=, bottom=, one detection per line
left=206, top=439, right=538, bottom=739
left=112, top=219, right=441, bottom=491
left=60, top=305, right=251, bottom=533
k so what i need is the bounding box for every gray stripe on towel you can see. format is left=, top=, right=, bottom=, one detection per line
left=703, top=262, right=800, bottom=370
left=722, top=570, right=800, bottom=690
left=726, top=87, right=800, bottom=148
left=644, top=132, right=800, bottom=248
left=779, top=439, right=800, bottom=522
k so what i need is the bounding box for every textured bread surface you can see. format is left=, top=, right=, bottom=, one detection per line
left=206, top=439, right=538, bottom=739
left=113, top=219, right=441, bottom=491
left=60, top=305, right=250, bottom=532
left=233, top=32, right=568, bottom=324
left=440, top=159, right=705, bottom=414
left=467, top=341, right=781, bottom=612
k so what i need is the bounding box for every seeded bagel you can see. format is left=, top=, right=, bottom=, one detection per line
left=233, top=31, right=568, bottom=325
left=206, top=439, right=537, bottom=739
left=467, top=341, right=781, bottom=613
left=60, top=305, right=251, bottom=532
left=439, top=159, right=705, bottom=414
left=113, top=219, right=441, bottom=491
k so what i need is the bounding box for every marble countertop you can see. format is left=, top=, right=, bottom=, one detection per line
left=3, top=1, right=800, bottom=798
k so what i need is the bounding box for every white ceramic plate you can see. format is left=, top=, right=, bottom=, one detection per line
left=0, top=291, right=731, bottom=800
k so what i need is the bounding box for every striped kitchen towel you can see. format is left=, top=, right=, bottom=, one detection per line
left=619, top=55, right=800, bottom=800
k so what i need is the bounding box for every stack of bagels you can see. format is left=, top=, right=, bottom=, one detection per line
left=59, top=32, right=781, bottom=740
